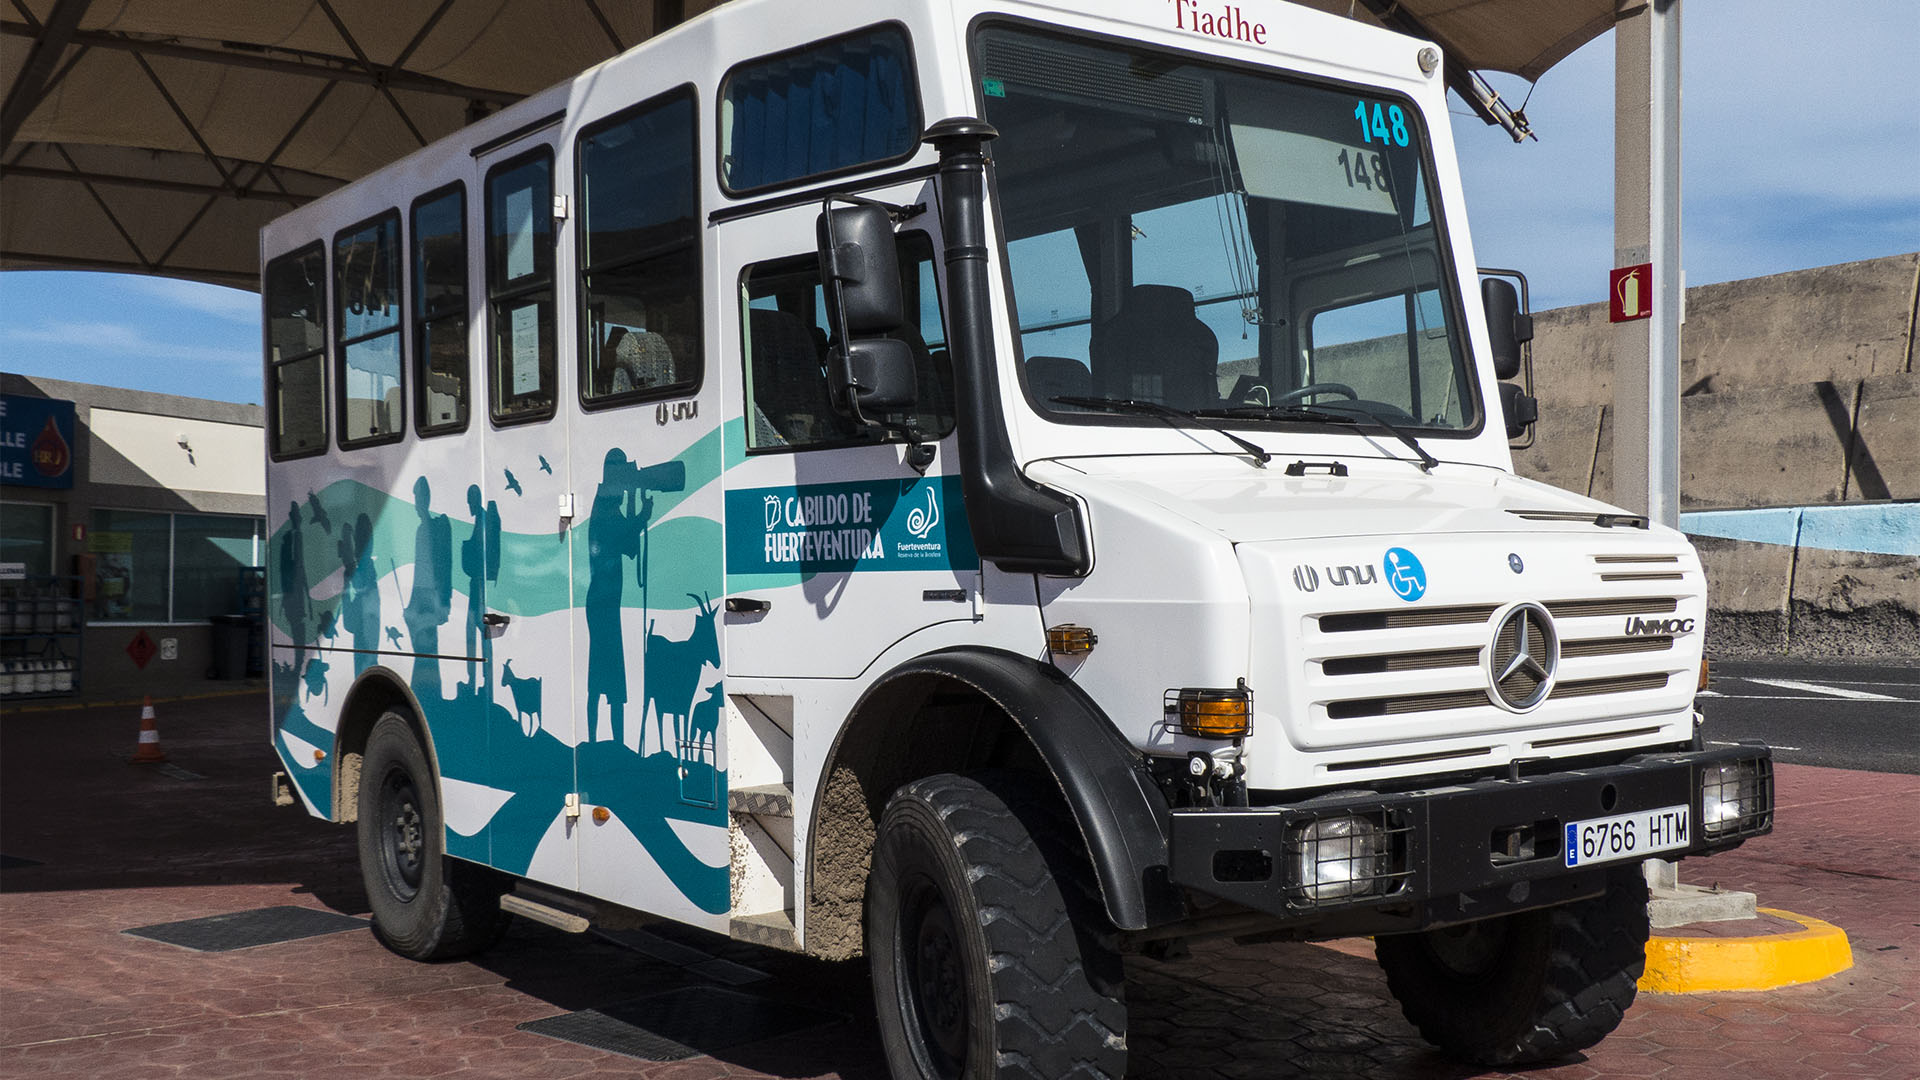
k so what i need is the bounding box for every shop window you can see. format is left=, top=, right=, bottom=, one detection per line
left=88, top=510, right=263, bottom=623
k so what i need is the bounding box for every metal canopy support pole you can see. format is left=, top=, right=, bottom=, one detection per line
left=1617, top=0, right=1753, bottom=926
left=1612, top=0, right=1681, bottom=531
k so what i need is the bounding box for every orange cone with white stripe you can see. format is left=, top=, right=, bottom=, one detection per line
left=131, top=696, right=167, bottom=764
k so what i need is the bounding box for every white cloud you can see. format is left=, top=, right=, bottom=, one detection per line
left=123, top=277, right=260, bottom=324
left=2, top=320, right=256, bottom=373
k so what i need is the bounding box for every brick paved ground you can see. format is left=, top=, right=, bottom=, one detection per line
left=2, top=691, right=1914, bottom=1079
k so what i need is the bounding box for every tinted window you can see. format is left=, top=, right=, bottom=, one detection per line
left=412, top=184, right=469, bottom=434
left=334, top=211, right=404, bottom=445
left=578, top=88, right=701, bottom=405
left=721, top=25, right=920, bottom=194
left=264, top=243, right=327, bottom=457
left=485, top=151, right=555, bottom=421
left=742, top=232, right=951, bottom=452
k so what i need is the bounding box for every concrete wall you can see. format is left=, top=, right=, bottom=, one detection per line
left=1512, top=253, right=1920, bottom=660
left=1, top=373, right=265, bottom=703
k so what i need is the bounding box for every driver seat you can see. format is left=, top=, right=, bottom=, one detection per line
left=1089, top=284, right=1218, bottom=410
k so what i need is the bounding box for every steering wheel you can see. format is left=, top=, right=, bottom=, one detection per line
left=1271, top=382, right=1358, bottom=406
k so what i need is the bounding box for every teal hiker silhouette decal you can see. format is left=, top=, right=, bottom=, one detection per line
left=462, top=484, right=501, bottom=696
left=404, top=476, right=454, bottom=701
left=317, top=608, right=337, bottom=640
left=504, top=468, right=523, bottom=496
left=584, top=448, right=656, bottom=748
left=339, top=514, right=378, bottom=674
left=278, top=501, right=309, bottom=652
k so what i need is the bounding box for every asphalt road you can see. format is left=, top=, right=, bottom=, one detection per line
left=1699, top=659, right=1920, bottom=774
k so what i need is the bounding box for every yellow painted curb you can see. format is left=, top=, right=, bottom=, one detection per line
left=1639, top=907, right=1853, bottom=994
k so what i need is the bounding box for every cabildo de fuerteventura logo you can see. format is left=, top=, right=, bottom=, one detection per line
left=906, top=486, right=940, bottom=540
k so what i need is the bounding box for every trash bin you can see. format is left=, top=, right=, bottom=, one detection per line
left=209, top=614, right=252, bottom=680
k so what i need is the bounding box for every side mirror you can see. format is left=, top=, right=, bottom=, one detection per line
left=838, top=339, right=920, bottom=413
left=1481, top=277, right=1532, bottom=380
left=1499, top=381, right=1538, bottom=441
left=819, top=203, right=904, bottom=333
left=818, top=201, right=919, bottom=425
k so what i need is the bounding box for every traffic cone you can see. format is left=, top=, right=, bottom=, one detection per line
left=131, top=696, right=167, bottom=764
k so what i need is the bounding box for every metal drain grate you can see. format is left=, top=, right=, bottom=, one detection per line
left=123, top=905, right=368, bottom=952
left=518, top=986, right=838, bottom=1061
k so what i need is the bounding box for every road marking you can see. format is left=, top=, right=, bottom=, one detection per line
left=1701, top=689, right=1909, bottom=703
left=1743, top=678, right=1901, bottom=701
left=1709, top=739, right=1801, bottom=751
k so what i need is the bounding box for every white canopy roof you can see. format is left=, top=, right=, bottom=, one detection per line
left=1, top=0, right=1613, bottom=288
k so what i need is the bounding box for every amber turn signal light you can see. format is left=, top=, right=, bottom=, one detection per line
left=1046, top=623, right=1098, bottom=656
left=1171, top=687, right=1252, bottom=739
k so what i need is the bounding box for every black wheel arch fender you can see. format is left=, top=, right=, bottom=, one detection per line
left=809, top=645, right=1183, bottom=932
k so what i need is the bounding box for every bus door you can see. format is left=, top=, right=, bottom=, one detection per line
left=471, top=128, right=579, bottom=891
left=719, top=182, right=979, bottom=681
left=563, top=89, right=732, bottom=927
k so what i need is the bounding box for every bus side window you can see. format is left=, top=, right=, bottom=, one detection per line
left=485, top=150, right=556, bottom=422
left=334, top=210, right=404, bottom=446
left=577, top=86, right=701, bottom=407
left=740, top=231, right=952, bottom=452
left=412, top=183, right=468, bottom=434
left=265, top=243, right=328, bottom=458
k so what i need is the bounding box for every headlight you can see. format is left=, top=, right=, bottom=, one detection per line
left=1701, top=759, right=1770, bottom=837
left=1288, top=815, right=1391, bottom=902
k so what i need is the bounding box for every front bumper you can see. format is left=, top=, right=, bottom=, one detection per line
left=1167, top=744, right=1772, bottom=936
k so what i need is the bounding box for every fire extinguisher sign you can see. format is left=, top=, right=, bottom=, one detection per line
left=1609, top=263, right=1654, bottom=323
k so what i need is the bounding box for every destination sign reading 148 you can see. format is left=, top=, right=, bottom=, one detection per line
left=1338, top=99, right=1409, bottom=193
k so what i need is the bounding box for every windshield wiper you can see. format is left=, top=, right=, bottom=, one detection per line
left=1212, top=402, right=1439, bottom=473
left=1052, top=395, right=1271, bottom=467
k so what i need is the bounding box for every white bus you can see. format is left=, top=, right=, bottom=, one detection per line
left=264, top=0, right=1772, bottom=1074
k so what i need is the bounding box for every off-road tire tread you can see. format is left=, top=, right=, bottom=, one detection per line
left=882, top=771, right=1126, bottom=1080
left=358, top=712, right=509, bottom=962
left=1377, top=866, right=1650, bottom=1066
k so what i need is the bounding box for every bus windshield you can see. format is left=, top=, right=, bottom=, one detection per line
left=974, top=24, right=1478, bottom=433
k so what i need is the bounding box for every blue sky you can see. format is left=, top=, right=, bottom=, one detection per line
left=3, top=0, right=1915, bottom=406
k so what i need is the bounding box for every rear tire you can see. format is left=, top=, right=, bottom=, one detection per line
left=357, top=710, right=509, bottom=960
left=1375, top=865, right=1650, bottom=1065
left=867, top=772, right=1126, bottom=1080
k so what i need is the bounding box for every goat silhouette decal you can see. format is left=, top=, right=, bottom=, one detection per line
left=645, top=593, right=721, bottom=758
left=501, top=659, right=543, bottom=737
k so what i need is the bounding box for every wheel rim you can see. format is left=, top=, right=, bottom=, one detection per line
left=1425, top=917, right=1509, bottom=978
left=899, top=873, right=968, bottom=1077
left=377, top=764, right=425, bottom=902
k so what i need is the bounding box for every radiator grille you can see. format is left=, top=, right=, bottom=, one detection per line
left=1547, top=596, right=1678, bottom=619
left=1319, top=605, right=1499, bottom=633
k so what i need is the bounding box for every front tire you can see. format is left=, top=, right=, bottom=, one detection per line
left=357, top=710, right=508, bottom=960
left=1375, top=865, right=1650, bottom=1065
left=867, top=772, right=1126, bottom=1080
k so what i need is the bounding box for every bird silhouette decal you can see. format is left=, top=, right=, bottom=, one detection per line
left=504, top=468, right=523, bottom=496
left=538, top=454, right=553, bottom=474
left=385, top=626, right=404, bottom=648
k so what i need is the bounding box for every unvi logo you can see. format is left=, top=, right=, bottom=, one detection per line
left=1384, top=547, right=1427, bottom=602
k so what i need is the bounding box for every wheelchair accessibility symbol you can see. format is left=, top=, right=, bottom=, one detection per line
left=1384, top=547, right=1427, bottom=602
